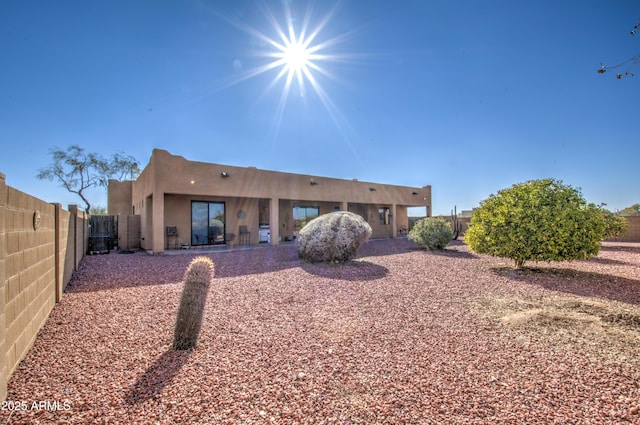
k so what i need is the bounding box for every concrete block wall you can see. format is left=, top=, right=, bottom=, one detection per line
left=0, top=173, right=88, bottom=401
left=609, top=216, right=640, bottom=243
left=0, top=174, right=6, bottom=402
left=420, top=216, right=471, bottom=237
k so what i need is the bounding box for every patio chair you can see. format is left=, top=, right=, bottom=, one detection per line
left=239, top=225, right=250, bottom=245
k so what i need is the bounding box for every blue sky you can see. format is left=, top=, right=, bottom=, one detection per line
left=1, top=0, right=638, bottom=216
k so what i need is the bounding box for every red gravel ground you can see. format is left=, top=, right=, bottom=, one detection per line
left=2, top=239, right=640, bottom=424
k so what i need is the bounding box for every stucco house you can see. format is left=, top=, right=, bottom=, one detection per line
left=108, top=149, right=432, bottom=254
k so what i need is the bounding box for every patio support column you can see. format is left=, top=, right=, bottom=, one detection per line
left=341, top=201, right=348, bottom=211
left=392, top=204, right=397, bottom=238
left=270, top=198, right=279, bottom=245
left=152, top=192, right=165, bottom=254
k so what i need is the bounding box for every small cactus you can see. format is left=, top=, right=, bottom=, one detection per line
left=451, top=205, right=461, bottom=240
left=173, top=256, right=215, bottom=350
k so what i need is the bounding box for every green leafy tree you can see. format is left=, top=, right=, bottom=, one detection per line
left=598, top=207, right=628, bottom=239
left=465, top=179, right=605, bottom=268
left=619, top=203, right=640, bottom=216
left=37, top=145, right=140, bottom=214
left=90, top=205, right=108, bottom=215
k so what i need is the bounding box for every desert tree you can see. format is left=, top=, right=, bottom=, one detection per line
left=109, top=152, right=141, bottom=181
left=37, top=145, right=140, bottom=214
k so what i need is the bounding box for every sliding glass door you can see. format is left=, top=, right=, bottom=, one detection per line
left=191, top=201, right=225, bottom=245
left=293, top=206, right=319, bottom=235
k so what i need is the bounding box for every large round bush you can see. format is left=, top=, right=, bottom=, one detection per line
left=297, top=211, right=372, bottom=263
left=408, top=217, right=453, bottom=250
left=465, top=178, right=605, bottom=268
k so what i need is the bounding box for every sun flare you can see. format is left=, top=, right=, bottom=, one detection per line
left=281, top=40, right=311, bottom=73
left=215, top=2, right=367, bottom=169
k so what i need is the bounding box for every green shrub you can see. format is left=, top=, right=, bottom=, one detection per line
left=297, top=211, right=372, bottom=263
left=465, top=179, right=605, bottom=268
left=173, top=256, right=215, bottom=350
left=408, top=217, right=453, bottom=250
left=599, top=208, right=628, bottom=239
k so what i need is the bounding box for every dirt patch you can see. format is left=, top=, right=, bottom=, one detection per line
left=477, top=295, right=640, bottom=366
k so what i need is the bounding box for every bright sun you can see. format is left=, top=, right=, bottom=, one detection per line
left=217, top=2, right=363, bottom=156
left=219, top=2, right=341, bottom=99
left=281, top=41, right=311, bottom=73
left=215, top=2, right=368, bottom=173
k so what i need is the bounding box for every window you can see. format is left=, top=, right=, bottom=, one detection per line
left=293, top=206, right=319, bottom=234
left=348, top=204, right=368, bottom=221
left=191, top=201, right=225, bottom=245
left=379, top=207, right=390, bottom=225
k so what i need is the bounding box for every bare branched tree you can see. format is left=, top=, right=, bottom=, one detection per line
left=110, top=152, right=141, bottom=181
left=37, top=145, right=140, bottom=213
left=598, top=21, right=640, bottom=79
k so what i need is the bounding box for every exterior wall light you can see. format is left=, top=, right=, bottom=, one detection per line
left=412, top=192, right=418, bottom=195
left=310, top=179, right=318, bottom=185
left=221, top=171, right=230, bottom=178
left=369, top=187, right=376, bottom=191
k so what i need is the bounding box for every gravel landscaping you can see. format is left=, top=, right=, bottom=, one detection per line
left=2, top=239, right=640, bottom=424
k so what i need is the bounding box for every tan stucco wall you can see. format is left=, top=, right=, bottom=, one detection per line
left=107, top=180, right=133, bottom=216
left=116, top=149, right=431, bottom=253
left=117, top=214, right=141, bottom=251
left=164, top=195, right=261, bottom=246
left=141, top=149, right=431, bottom=206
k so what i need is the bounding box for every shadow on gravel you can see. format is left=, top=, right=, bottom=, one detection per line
left=301, top=260, right=389, bottom=281
left=426, top=248, right=477, bottom=260
left=492, top=267, right=640, bottom=305
left=68, top=241, right=413, bottom=292
left=580, top=257, right=634, bottom=266
left=124, top=349, right=192, bottom=405
left=600, top=244, right=640, bottom=254
left=68, top=239, right=428, bottom=292
left=357, top=238, right=419, bottom=258
left=362, top=238, right=478, bottom=259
